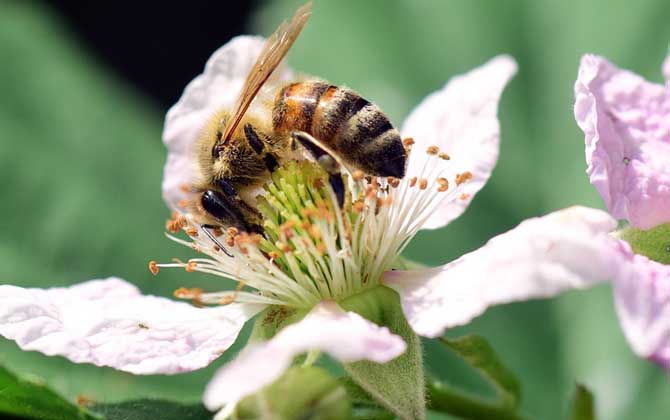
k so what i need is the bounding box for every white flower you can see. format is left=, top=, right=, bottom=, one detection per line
left=0, top=36, right=620, bottom=417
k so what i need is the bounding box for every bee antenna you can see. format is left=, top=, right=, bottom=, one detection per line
left=201, top=225, right=234, bottom=258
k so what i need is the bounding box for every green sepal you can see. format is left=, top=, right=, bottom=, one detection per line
left=619, top=223, right=670, bottom=264
left=426, top=335, right=527, bottom=420
left=91, top=400, right=211, bottom=420
left=248, top=305, right=307, bottom=343
left=440, top=335, right=521, bottom=409
left=0, top=365, right=99, bottom=420
left=339, top=285, right=426, bottom=420
left=234, top=366, right=351, bottom=420
left=567, top=384, right=596, bottom=420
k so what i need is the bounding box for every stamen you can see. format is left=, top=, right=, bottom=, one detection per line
left=456, top=171, right=473, bottom=185
left=438, top=152, right=450, bottom=160
left=148, top=260, right=159, bottom=275
left=426, top=145, right=439, bottom=155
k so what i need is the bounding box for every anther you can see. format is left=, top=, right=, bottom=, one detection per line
left=353, top=200, right=366, bottom=213
left=185, top=261, right=198, bottom=272
left=227, top=227, right=239, bottom=237
left=186, top=227, right=199, bottom=237
left=389, top=177, right=400, bottom=188
left=308, top=225, right=321, bottom=240
left=426, top=145, right=439, bottom=155
left=268, top=251, right=280, bottom=260
left=456, top=171, right=473, bottom=185
left=409, top=176, right=418, bottom=187
left=403, top=137, right=415, bottom=147
left=212, top=227, right=223, bottom=237
left=419, top=178, right=428, bottom=190
left=352, top=170, right=365, bottom=181
left=438, top=152, right=451, bottom=160
left=459, top=193, right=470, bottom=200
left=148, top=260, right=159, bottom=276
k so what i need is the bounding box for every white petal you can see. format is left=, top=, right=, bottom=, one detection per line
left=401, top=55, right=517, bottom=230
left=203, top=301, right=405, bottom=412
left=161, top=36, right=295, bottom=209
left=611, top=240, right=670, bottom=369
left=0, top=278, right=264, bottom=374
left=384, top=206, right=617, bottom=337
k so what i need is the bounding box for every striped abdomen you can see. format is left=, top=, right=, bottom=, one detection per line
left=272, top=81, right=407, bottom=178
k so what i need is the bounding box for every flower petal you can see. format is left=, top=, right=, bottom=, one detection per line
left=574, top=54, right=670, bottom=230
left=400, top=55, right=517, bottom=230
left=161, top=36, right=294, bottom=209
left=0, top=278, right=264, bottom=374
left=611, top=240, right=670, bottom=370
left=384, top=206, right=617, bottom=338
left=203, top=301, right=405, bottom=412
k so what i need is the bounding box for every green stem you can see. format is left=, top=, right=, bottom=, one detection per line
left=427, top=381, right=529, bottom=420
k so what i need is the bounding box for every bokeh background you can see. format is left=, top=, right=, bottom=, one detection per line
left=1, top=0, right=668, bottom=419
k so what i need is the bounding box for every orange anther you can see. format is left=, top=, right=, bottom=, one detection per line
left=426, top=145, right=439, bottom=155
left=456, top=171, right=473, bottom=185
left=148, top=260, right=159, bottom=276
left=409, top=176, right=418, bottom=187
left=352, top=170, right=365, bottom=181
left=403, top=137, right=415, bottom=147
left=185, top=261, right=198, bottom=272
left=438, top=152, right=451, bottom=160
left=186, top=227, right=198, bottom=237
left=419, top=178, right=428, bottom=190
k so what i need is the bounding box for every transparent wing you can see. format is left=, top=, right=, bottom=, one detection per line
left=220, top=2, right=312, bottom=143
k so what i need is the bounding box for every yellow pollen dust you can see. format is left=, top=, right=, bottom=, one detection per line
left=456, top=171, right=473, bottom=185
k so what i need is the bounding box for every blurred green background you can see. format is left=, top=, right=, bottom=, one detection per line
left=1, top=0, right=668, bottom=419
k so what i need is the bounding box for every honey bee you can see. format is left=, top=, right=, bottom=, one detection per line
left=193, top=2, right=407, bottom=239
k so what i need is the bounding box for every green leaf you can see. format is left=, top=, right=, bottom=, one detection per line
left=235, top=366, right=351, bottom=420
left=0, top=365, right=98, bottom=420
left=568, top=384, right=596, bottom=420
left=91, top=400, right=211, bottom=420
left=440, top=335, right=521, bottom=409
left=340, top=286, right=425, bottom=420
left=619, top=223, right=670, bottom=264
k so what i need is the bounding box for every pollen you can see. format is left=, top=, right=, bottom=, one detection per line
left=403, top=137, right=415, bottom=147
left=185, top=261, right=198, bottom=272
left=419, top=178, right=428, bottom=190
left=353, top=199, right=366, bottom=213
left=186, top=227, right=199, bottom=237
left=459, top=193, right=471, bottom=200
left=177, top=199, right=190, bottom=209
left=456, top=171, right=473, bottom=185
left=352, top=170, right=365, bottom=181
left=166, top=214, right=187, bottom=233
left=426, top=145, right=439, bottom=155
left=409, top=176, right=418, bottom=187
left=148, top=260, right=159, bottom=276
left=179, top=184, right=192, bottom=193
left=389, top=177, right=400, bottom=188
left=438, top=152, right=451, bottom=160
left=212, top=227, right=224, bottom=237
left=227, top=227, right=239, bottom=237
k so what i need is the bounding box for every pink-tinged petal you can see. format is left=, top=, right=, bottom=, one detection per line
left=611, top=240, right=670, bottom=370
left=400, top=55, right=517, bottom=230
left=161, top=36, right=294, bottom=209
left=0, top=278, right=264, bottom=374
left=203, top=301, right=405, bottom=412
left=384, top=206, right=617, bottom=338
left=575, top=54, right=670, bottom=230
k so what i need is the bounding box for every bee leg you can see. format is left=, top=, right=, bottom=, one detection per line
left=291, top=131, right=345, bottom=208
left=244, top=123, right=280, bottom=172
left=200, top=225, right=234, bottom=257
left=201, top=187, right=263, bottom=234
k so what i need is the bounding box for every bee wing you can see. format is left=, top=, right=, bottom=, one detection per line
left=220, top=2, right=312, bottom=143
